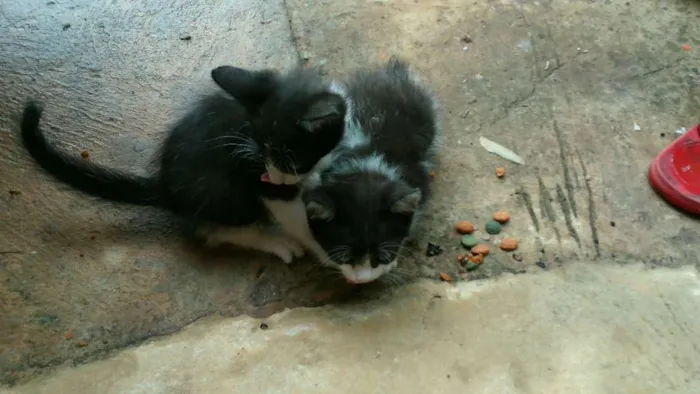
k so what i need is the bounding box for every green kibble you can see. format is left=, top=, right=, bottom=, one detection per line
left=466, top=261, right=479, bottom=271
left=485, top=220, right=502, bottom=235
left=461, top=234, right=479, bottom=248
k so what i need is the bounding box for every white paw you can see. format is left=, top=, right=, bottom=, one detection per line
left=270, top=245, right=294, bottom=264
left=282, top=236, right=306, bottom=259
left=269, top=236, right=305, bottom=264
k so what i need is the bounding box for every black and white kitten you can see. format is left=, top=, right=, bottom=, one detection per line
left=20, top=66, right=346, bottom=263
left=304, top=58, right=440, bottom=283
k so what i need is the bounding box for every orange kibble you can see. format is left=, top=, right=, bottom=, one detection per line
left=439, top=272, right=452, bottom=282
left=471, top=244, right=490, bottom=256
left=500, top=238, right=519, bottom=251
left=495, top=167, right=506, bottom=178
left=64, top=332, right=73, bottom=340
left=681, top=44, right=691, bottom=51
left=468, top=253, right=484, bottom=264
left=455, top=220, right=475, bottom=234
left=493, top=211, right=510, bottom=224
left=80, top=150, right=89, bottom=159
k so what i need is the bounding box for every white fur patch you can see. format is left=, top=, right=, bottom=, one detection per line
left=339, top=257, right=398, bottom=284
left=331, top=152, right=401, bottom=180
left=265, top=163, right=301, bottom=185
left=262, top=196, right=328, bottom=263
left=198, top=223, right=304, bottom=264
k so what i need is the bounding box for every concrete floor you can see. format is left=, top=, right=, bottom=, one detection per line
left=1, top=0, right=700, bottom=391
left=4, top=263, right=700, bottom=393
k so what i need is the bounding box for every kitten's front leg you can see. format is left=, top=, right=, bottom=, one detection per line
left=262, top=196, right=328, bottom=263
left=197, top=223, right=305, bottom=264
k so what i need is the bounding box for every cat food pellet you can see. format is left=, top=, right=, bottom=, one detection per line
left=429, top=170, right=437, bottom=180
left=64, top=332, right=73, bottom=340
left=485, top=220, right=502, bottom=234
left=80, top=150, right=89, bottom=159
left=471, top=244, right=490, bottom=256
left=500, top=238, right=518, bottom=251
left=468, top=253, right=484, bottom=264
left=681, top=44, right=691, bottom=51
left=492, top=211, right=510, bottom=224
left=466, top=261, right=479, bottom=271
left=460, top=234, right=479, bottom=248
left=495, top=167, right=505, bottom=178
left=439, top=272, right=452, bottom=282
left=455, top=220, right=475, bottom=234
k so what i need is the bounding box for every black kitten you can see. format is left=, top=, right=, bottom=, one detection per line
left=303, top=58, right=440, bottom=283
left=20, top=66, right=347, bottom=263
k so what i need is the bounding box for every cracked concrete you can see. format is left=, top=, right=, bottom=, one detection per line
left=2, top=0, right=700, bottom=390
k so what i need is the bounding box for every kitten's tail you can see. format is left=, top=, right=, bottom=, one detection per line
left=20, top=101, right=160, bottom=206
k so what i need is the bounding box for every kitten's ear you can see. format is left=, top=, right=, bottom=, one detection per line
left=211, top=66, right=278, bottom=109
left=299, top=94, right=347, bottom=133
left=304, top=190, right=335, bottom=221
left=390, top=185, right=422, bottom=214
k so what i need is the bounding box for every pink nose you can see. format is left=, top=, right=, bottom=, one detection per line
left=260, top=172, right=271, bottom=183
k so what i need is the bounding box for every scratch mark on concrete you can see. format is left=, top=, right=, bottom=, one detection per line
left=577, top=151, right=600, bottom=257
left=556, top=184, right=581, bottom=247
left=552, top=120, right=577, bottom=217
left=518, top=187, right=540, bottom=232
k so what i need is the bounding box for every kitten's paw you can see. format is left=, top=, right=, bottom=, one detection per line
left=282, top=237, right=306, bottom=259
left=270, top=246, right=294, bottom=264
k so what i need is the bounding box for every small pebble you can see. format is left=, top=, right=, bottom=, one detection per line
left=466, top=261, right=479, bottom=271
left=512, top=253, right=523, bottom=262
left=471, top=244, right=490, bottom=256
left=492, top=211, right=510, bottom=224
left=485, top=220, right=502, bottom=234
left=536, top=261, right=546, bottom=269
left=179, top=34, right=192, bottom=41
left=75, top=340, right=88, bottom=348
left=480, top=233, right=491, bottom=241
left=460, top=235, right=479, bottom=248
left=80, top=150, right=89, bottom=159
left=426, top=242, right=443, bottom=257
left=260, top=323, right=269, bottom=330
left=455, top=220, right=475, bottom=234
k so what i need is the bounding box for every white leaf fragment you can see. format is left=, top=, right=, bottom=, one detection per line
left=479, top=136, right=525, bottom=165
left=633, top=123, right=641, bottom=131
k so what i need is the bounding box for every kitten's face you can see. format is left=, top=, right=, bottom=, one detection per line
left=256, top=92, right=345, bottom=185
left=210, top=65, right=347, bottom=186
left=304, top=172, right=422, bottom=284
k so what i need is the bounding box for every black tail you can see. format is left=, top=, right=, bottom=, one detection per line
left=20, top=101, right=159, bottom=206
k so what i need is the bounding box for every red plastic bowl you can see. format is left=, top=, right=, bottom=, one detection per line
left=648, top=123, right=700, bottom=215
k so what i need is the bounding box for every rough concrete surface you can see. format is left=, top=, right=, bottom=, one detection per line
left=1, top=0, right=700, bottom=389
left=4, top=263, right=700, bottom=394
